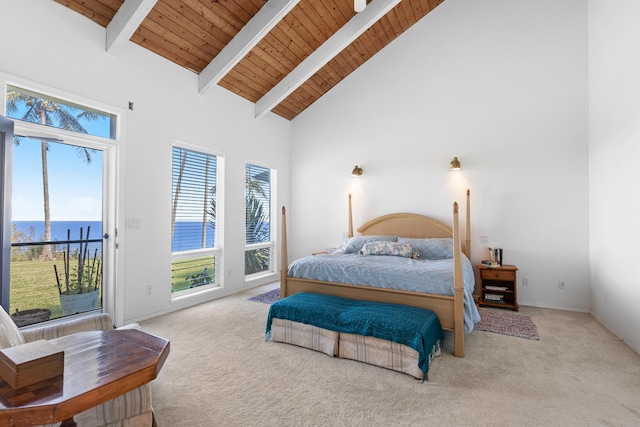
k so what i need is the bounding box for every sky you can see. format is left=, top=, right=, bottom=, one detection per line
left=12, top=137, right=103, bottom=221
left=8, top=94, right=110, bottom=222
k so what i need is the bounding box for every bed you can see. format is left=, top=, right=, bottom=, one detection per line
left=280, top=190, right=479, bottom=358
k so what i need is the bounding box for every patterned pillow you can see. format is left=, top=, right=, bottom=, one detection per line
left=360, top=241, right=416, bottom=258
left=397, top=237, right=454, bottom=259
left=335, top=235, right=397, bottom=254
left=0, top=308, right=25, bottom=349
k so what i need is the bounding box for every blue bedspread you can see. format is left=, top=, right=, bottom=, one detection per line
left=288, top=253, right=481, bottom=333
left=266, top=292, right=445, bottom=378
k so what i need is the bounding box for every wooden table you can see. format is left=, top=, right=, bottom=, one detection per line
left=0, top=329, right=170, bottom=427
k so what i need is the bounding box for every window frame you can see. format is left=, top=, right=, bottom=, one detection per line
left=170, top=141, right=224, bottom=301
left=1, top=73, right=124, bottom=324
left=244, top=162, right=277, bottom=280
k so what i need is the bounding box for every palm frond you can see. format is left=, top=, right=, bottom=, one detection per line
left=53, top=105, right=88, bottom=134
left=77, top=110, right=102, bottom=121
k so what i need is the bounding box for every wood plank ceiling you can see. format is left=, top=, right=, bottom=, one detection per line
left=55, top=0, right=444, bottom=120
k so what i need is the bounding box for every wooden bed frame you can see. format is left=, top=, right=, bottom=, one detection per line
left=280, top=190, right=471, bottom=357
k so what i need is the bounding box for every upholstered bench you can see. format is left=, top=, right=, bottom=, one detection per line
left=266, top=292, right=444, bottom=380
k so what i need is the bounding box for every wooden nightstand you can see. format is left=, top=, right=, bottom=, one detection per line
left=478, top=264, right=519, bottom=311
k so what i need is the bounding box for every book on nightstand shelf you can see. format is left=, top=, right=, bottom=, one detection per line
left=484, top=293, right=504, bottom=303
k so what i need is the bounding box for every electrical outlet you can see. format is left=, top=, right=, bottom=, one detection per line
left=126, top=218, right=141, bottom=230
left=522, top=277, right=530, bottom=287
left=558, top=280, right=566, bottom=290
left=480, top=234, right=489, bottom=243
left=145, top=285, right=152, bottom=296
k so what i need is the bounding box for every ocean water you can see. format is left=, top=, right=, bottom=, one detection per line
left=171, top=222, right=215, bottom=252
left=12, top=221, right=215, bottom=252
left=12, top=221, right=103, bottom=242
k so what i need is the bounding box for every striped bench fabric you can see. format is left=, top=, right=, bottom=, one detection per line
left=266, top=292, right=444, bottom=380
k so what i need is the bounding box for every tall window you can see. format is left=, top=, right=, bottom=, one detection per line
left=245, top=163, right=274, bottom=277
left=171, top=145, right=220, bottom=294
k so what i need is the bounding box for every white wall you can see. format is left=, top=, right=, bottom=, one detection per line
left=290, top=0, right=591, bottom=312
left=588, top=0, right=640, bottom=354
left=0, top=0, right=290, bottom=325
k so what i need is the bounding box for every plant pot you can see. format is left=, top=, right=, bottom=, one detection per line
left=59, top=289, right=100, bottom=316
left=11, top=308, right=52, bottom=327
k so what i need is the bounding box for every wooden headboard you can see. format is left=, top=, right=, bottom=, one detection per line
left=351, top=190, right=471, bottom=258
left=358, top=213, right=453, bottom=238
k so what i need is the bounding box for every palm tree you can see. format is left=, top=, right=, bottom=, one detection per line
left=244, top=193, right=270, bottom=274
left=171, top=149, right=188, bottom=239
left=6, top=90, right=100, bottom=260
left=205, top=169, right=270, bottom=275
left=244, top=169, right=270, bottom=275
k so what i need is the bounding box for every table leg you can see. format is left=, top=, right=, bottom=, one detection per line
left=60, top=417, right=77, bottom=427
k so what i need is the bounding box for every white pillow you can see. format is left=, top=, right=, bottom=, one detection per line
left=0, top=308, right=25, bottom=349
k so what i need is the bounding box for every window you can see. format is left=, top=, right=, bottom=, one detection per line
left=171, top=145, right=220, bottom=294
left=6, top=85, right=116, bottom=139
left=245, top=163, right=274, bottom=277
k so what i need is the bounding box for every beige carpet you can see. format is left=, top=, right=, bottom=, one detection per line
left=141, top=284, right=640, bottom=426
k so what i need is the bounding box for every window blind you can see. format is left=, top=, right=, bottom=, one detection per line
left=245, top=163, right=271, bottom=245
left=172, top=146, right=217, bottom=252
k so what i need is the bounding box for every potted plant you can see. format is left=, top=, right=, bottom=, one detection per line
left=11, top=308, right=52, bottom=327
left=54, top=226, right=102, bottom=316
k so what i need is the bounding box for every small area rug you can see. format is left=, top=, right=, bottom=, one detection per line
left=247, top=288, right=280, bottom=304
left=248, top=289, right=539, bottom=340
left=475, top=307, right=539, bottom=340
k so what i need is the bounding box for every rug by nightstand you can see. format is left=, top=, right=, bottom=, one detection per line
left=247, top=288, right=280, bottom=304
left=474, top=307, right=539, bottom=340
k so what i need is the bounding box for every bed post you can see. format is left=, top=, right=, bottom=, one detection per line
left=452, top=202, right=465, bottom=357
left=281, top=206, right=288, bottom=299
left=348, top=194, right=354, bottom=238
left=465, top=189, right=471, bottom=259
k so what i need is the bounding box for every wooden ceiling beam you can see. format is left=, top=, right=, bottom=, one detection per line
left=106, top=0, right=158, bottom=55
left=198, top=0, right=301, bottom=95
left=255, top=0, right=401, bottom=119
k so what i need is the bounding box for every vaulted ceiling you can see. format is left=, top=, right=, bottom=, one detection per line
left=55, top=0, right=444, bottom=120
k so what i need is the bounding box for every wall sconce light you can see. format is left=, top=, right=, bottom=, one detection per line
left=450, top=156, right=461, bottom=171
left=351, top=165, right=363, bottom=176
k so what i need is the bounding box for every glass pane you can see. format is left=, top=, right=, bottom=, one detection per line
left=6, top=85, right=116, bottom=139
left=10, top=137, right=103, bottom=326
left=171, top=146, right=216, bottom=252
left=245, top=247, right=270, bottom=276
left=245, top=164, right=270, bottom=244
left=171, top=255, right=215, bottom=292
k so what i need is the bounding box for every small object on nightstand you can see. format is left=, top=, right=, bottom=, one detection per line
left=477, top=264, right=519, bottom=311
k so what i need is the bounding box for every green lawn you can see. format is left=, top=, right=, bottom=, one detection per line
left=10, top=254, right=215, bottom=324
left=10, top=258, right=66, bottom=319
